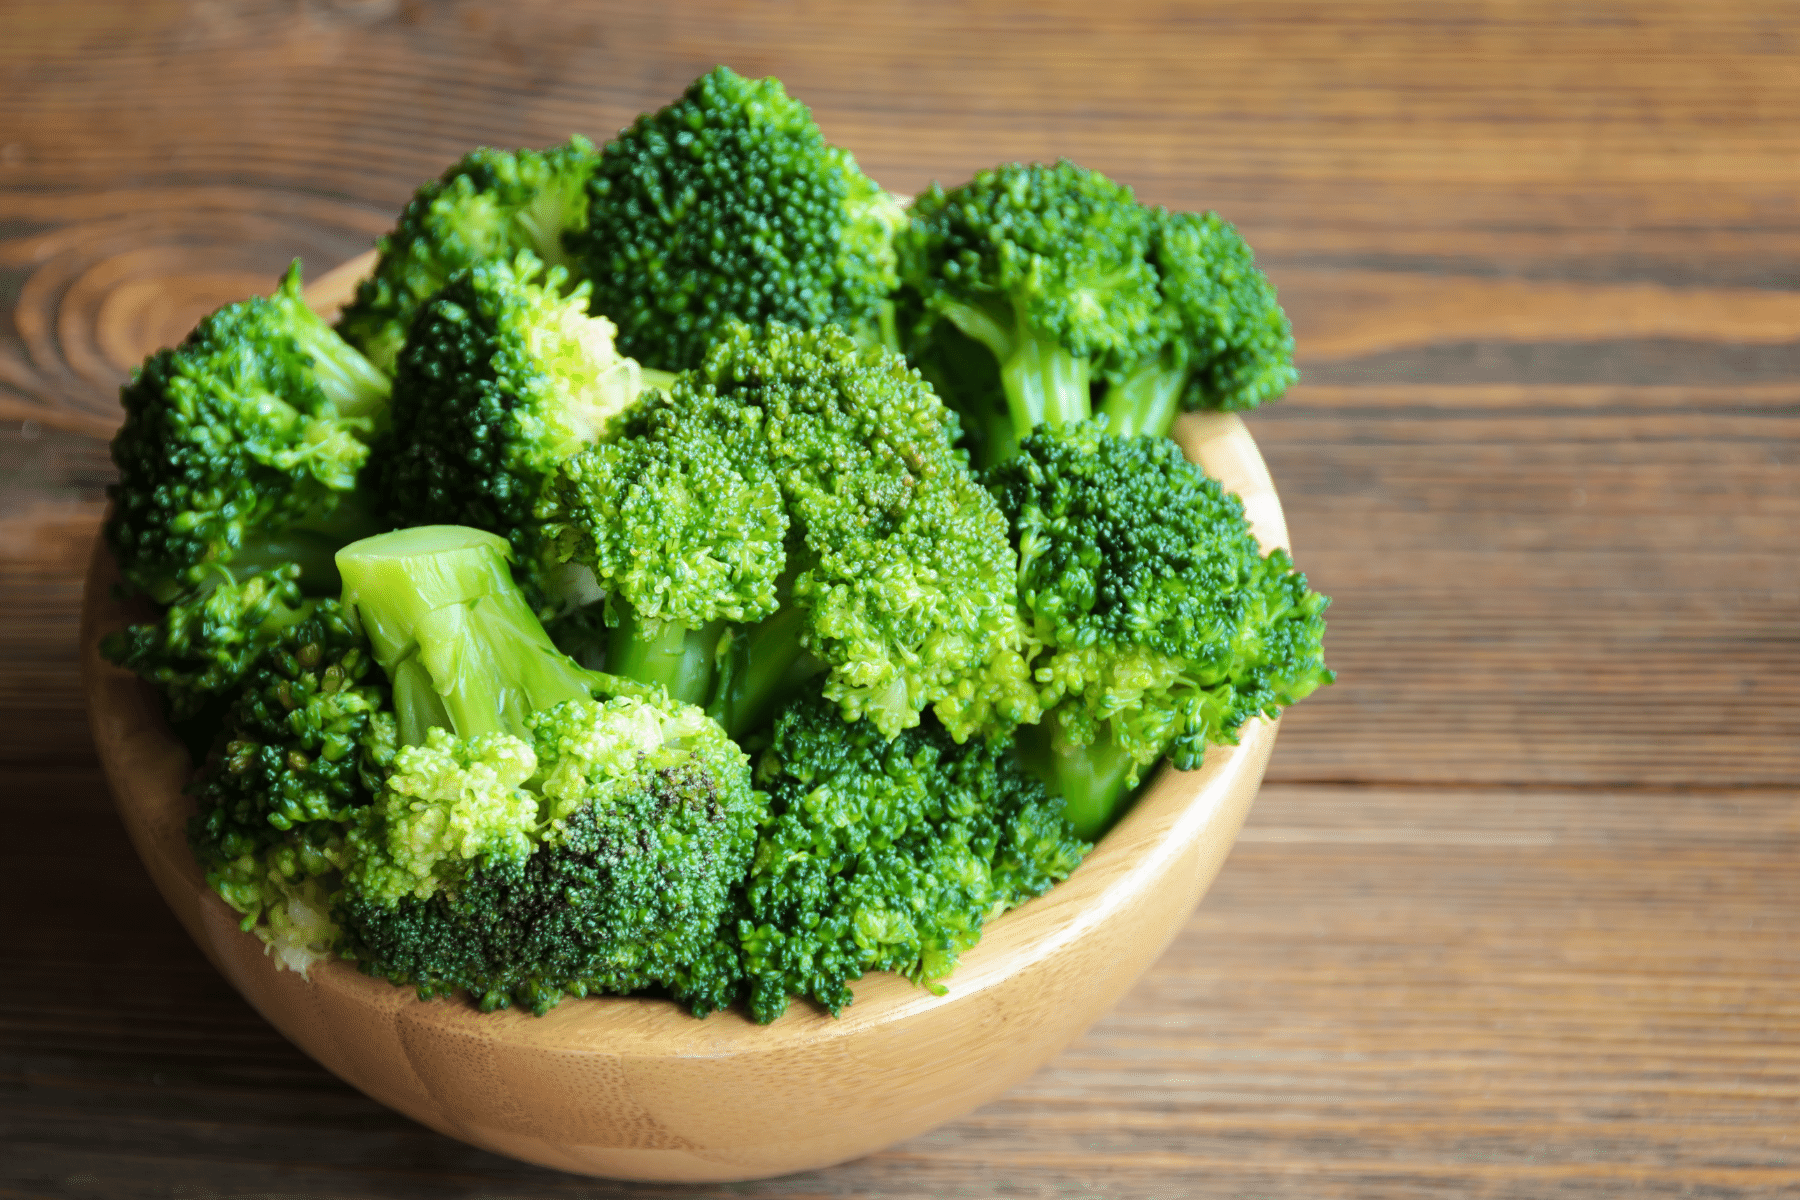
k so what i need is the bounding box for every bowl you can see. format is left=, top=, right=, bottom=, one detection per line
left=79, top=256, right=1288, bottom=1182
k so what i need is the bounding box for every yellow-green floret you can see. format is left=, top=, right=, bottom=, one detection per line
left=335, top=695, right=764, bottom=1016
left=549, top=320, right=1037, bottom=741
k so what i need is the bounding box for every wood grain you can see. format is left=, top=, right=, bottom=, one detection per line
left=2, top=0, right=1796, bottom=1195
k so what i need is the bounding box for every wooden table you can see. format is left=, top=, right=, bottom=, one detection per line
left=4, top=3, right=1795, bottom=1195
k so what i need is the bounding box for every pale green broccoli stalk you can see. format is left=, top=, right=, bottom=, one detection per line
left=105, top=262, right=391, bottom=599
left=899, top=161, right=1295, bottom=465
left=374, top=252, right=665, bottom=609
left=335, top=525, right=607, bottom=747
left=570, top=66, right=906, bottom=371
left=987, top=423, right=1333, bottom=837
left=545, top=321, right=1038, bottom=742
left=740, top=694, right=1089, bottom=1023
left=336, top=137, right=602, bottom=373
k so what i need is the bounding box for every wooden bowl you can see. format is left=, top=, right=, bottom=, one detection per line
left=79, top=257, right=1288, bottom=1183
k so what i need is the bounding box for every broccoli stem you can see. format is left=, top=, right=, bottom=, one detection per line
left=1016, top=716, right=1145, bottom=841
left=1001, top=333, right=1093, bottom=439
left=337, top=525, right=601, bottom=744
left=706, top=603, right=826, bottom=738
left=935, top=296, right=1095, bottom=457
left=605, top=610, right=721, bottom=706
left=1098, top=356, right=1187, bottom=440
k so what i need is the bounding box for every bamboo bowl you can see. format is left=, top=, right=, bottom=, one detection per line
left=79, top=256, right=1287, bottom=1183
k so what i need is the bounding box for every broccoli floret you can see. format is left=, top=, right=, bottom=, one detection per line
left=326, top=524, right=761, bottom=1015
left=570, top=66, right=906, bottom=371
left=186, top=595, right=396, bottom=973
left=100, top=564, right=312, bottom=726
left=337, top=695, right=761, bottom=1016
left=899, top=161, right=1294, bottom=465
left=986, top=423, right=1333, bottom=836
left=336, top=137, right=602, bottom=373
left=1097, top=209, right=1297, bottom=435
left=105, top=262, right=392, bottom=599
left=739, top=694, right=1089, bottom=1023
left=543, top=429, right=788, bottom=704
left=375, top=253, right=660, bottom=609
left=544, top=321, right=1037, bottom=741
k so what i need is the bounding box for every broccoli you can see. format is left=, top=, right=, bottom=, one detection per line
left=543, top=423, right=788, bottom=705
left=100, top=564, right=312, bottom=726
left=336, top=137, right=602, bottom=373
left=986, top=423, right=1333, bottom=837
left=898, top=161, right=1294, bottom=466
left=374, top=253, right=664, bottom=610
left=542, top=321, right=1038, bottom=741
left=327, top=524, right=763, bottom=1015
left=105, top=262, right=392, bottom=600
left=184, top=593, right=396, bottom=974
left=569, top=66, right=906, bottom=371
left=739, top=694, right=1089, bottom=1023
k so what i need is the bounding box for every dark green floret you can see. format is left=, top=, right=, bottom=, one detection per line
left=376, top=253, right=659, bottom=608
left=570, top=66, right=906, bottom=371
left=987, top=422, right=1333, bottom=836
left=543, top=321, right=1036, bottom=742
left=104, top=262, right=391, bottom=600
left=899, top=161, right=1294, bottom=466
left=336, top=137, right=602, bottom=373
left=1098, top=209, right=1298, bottom=435
left=185, top=593, right=396, bottom=972
left=101, top=564, right=312, bottom=726
left=739, top=694, right=1089, bottom=1023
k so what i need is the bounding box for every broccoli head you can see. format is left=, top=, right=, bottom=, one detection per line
left=899, top=161, right=1295, bottom=465
left=105, top=262, right=391, bottom=599
left=336, top=137, right=601, bottom=372
left=987, top=422, right=1333, bottom=836
left=570, top=66, right=906, bottom=371
left=739, top=694, right=1089, bottom=1023
left=545, top=321, right=1036, bottom=741
left=375, top=253, right=659, bottom=606
left=101, top=564, right=312, bottom=726
left=337, top=693, right=763, bottom=1016
left=1097, top=208, right=1297, bottom=435
left=543, top=427, right=789, bottom=704
left=186, top=594, right=397, bottom=974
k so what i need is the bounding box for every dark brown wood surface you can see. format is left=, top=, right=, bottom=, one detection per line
left=3, top=2, right=1796, bottom=1195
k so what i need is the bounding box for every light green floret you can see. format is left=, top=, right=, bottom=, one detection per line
left=346, top=728, right=542, bottom=905
left=560, top=321, right=1040, bottom=742
left=541, top=432, right=789, bottom=704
